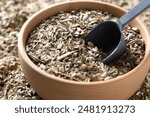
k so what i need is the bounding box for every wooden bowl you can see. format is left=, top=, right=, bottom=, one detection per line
left=18, top=0, right=150, bottom=99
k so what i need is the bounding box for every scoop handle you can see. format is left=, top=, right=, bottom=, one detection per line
left=118, top=0, right=150, bottom=28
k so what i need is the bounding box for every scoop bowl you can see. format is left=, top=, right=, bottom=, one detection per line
left=85, top=20, right=126, bottom=64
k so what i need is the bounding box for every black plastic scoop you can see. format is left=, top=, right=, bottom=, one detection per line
left=85, top=0, right=150, bottom=64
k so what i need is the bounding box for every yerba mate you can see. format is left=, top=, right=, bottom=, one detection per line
left=26, top=9, right=145, bottom=82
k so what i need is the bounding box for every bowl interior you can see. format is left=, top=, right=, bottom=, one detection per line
left=19, top=1, right=150, bottom=84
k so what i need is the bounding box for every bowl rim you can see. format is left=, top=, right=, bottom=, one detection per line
left=18, top=0, right=150, bottom=85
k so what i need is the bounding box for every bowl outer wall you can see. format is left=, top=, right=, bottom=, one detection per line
left=18, top=1, right=150, bottom=99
